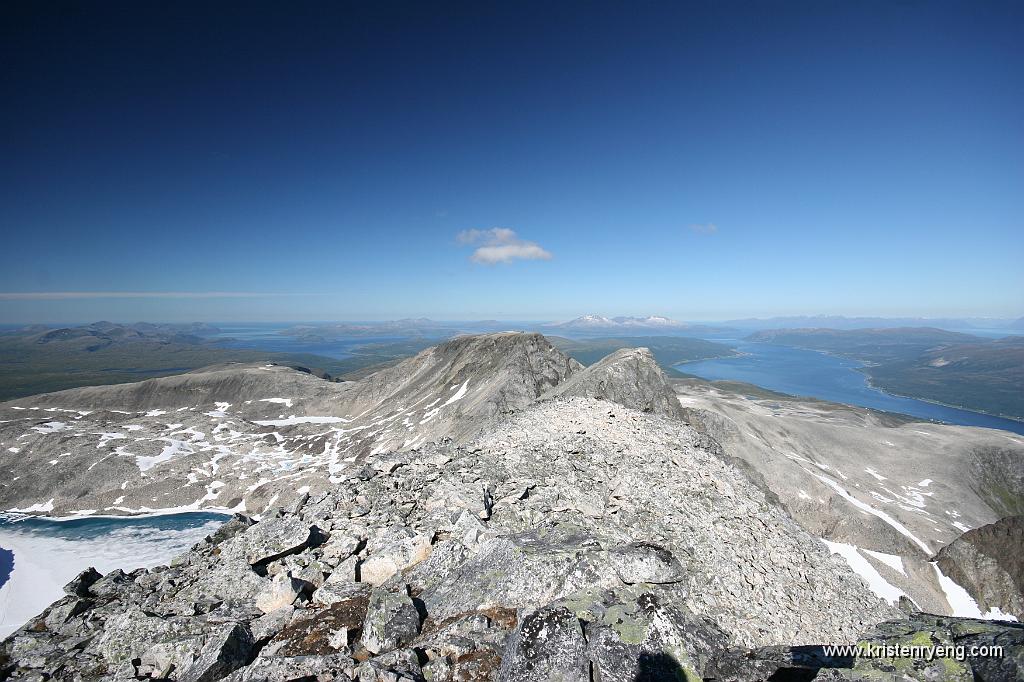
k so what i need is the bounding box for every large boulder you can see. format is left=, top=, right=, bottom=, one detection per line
left=496, top=606, right=589, bottom=681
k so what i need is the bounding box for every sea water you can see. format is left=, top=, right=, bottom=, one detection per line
left=678, top=341, right=1024, bottom=436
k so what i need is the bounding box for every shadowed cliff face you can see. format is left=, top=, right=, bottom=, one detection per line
left=936, top=516, right=1024, bottom=619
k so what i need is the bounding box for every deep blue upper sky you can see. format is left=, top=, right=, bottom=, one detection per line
left=1, top=1, right=1021, bottom=322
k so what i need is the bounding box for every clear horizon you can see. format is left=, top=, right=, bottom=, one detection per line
left=1, top=312, right=1020, bottom=327
left=3, top=2, right=1021, bottom=324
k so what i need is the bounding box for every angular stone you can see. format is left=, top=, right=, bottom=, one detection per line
left=321, top=532, right=361, bottom=565
left=250, top=605, right=295, bottom=644
left=42, top=596, right=90, bottom=629
left=177, top=622, right=255, bottom=682
left=236, top=517, right=314, bottom=565
left=314, top=576, right=368, bottom=607
left=497, top=606, right=589, bottom=681
left=608, top=542, right=686, bottom=584
left=360, top=587, right=422, bottom=655
left=138, top=638, right=204, bottom=679
left=255, top=572, right=309, bottom=614
left=62, top=567, right=101, bottom=598
left=360, top=530, right=432, bottom=585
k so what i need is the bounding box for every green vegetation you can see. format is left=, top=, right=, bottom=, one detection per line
left=548, top=336, right=737, bottom=375
left=863, top=338, right=1024, bottom=420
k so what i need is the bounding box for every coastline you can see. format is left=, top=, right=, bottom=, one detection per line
left=675, top=341, right=1024, bottom=432
left=774, top=346, right=1024, bottom=425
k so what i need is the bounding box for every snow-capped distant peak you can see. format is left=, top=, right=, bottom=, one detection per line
left=552, top=314, right=687, bottom=329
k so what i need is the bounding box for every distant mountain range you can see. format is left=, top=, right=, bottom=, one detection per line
left=723, top=315, right=1020, bottom=331
left=541, top=315, right=729, bottom=335
left=547, top=314, right=687, bottom=329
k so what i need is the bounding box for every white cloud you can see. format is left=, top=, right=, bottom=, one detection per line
left=688, top=223, right=718, bottom=235
left=456, top=228, right=552, bottom=264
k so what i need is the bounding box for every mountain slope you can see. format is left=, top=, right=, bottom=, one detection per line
left=674, top=376, right=1024, bottom=617
left=0, top=322, right=348, bottom=401
left=0, top=333, right=585, bottom=517
left=0, top=398, right=901, bottom=681
left=543, top=347, right=685, bottom=419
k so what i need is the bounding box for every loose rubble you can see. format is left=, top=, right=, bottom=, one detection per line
left=2, top=398, right=915, bottom=680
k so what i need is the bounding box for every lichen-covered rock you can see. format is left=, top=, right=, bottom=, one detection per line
left=314, top=577, right=369, bottom=607
left=255, top=572, right=309, bottom=613
left=1, top=397, right=932, bottom=681
left=360, top=528, right=433, bottom=585
left=228, top=516, right=315, bottom=565
left=177, top=622, right=255, bottom=682
left=497, top=606, right=589, bottom=681
left=62, top=566, right=101, bottom=598
left=360, top=587, right=422, bottom=655
left=706, top=613, right=1024, bottom=681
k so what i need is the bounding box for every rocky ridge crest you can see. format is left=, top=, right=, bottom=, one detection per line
left=3, top=397, right=909, bottom=681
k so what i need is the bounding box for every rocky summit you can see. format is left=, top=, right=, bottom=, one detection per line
left=1, top=333, right=1023, bottom=681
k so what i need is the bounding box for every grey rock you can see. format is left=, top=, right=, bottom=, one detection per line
left=360, top=587, right=421, bottom=655
left=360, top=529, right=433, bottom=585
left=608, top=541, right=686, bottom=584
left=42, top=596, right=90, bottom=630
left=62, top=567, right=101, bottom=598
left=232, top=516, right=314, bottom=565
left=238, top=652, right=355, bottom=681
left=543, top=347, right=686, bottom=420
left=497, top=606, right=589, bottom=681
left=314, top=578, right=369, bottom=607
left=355, top=649, right=423, bottom=682
left=250, top=605, right=294, bottom=644
left=255, top=572, right=310, bottom=614
left=935, top=515, right=1024, bottom=619
left=177, top=622, right=255, bottom=682
left=322, top=532, right=361, bottom=565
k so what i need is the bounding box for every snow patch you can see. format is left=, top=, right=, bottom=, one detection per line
left=443, top=380, right=469, bottom=407
left=931, top=563, right=1017, bottom=621
left=813, top=473, right=932, bottom=554
left=862, top=548, right=906, bottom=576
left=254, top=416, right=349, bottom=426
left=32, top=422, right=69, bottom=434
left=7, top=499, right=55, bottom=513
left=260, top=398, right=294, bottom=408
left=822, top=540, right=907, bottom=605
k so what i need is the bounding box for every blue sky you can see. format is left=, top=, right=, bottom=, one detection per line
left=1, top=1, right=1021, bottom=323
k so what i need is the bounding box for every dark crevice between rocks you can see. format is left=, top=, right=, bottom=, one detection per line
left=632, top=652, right=687, bottom=681
left=249, top=526, right=327, bottom=577
left=765, top=669, right=820, bottom=681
